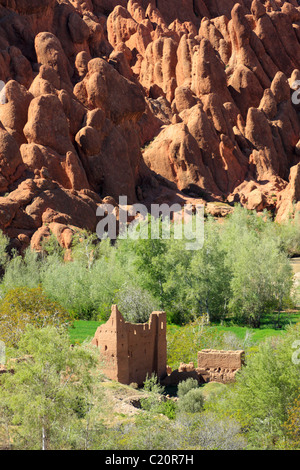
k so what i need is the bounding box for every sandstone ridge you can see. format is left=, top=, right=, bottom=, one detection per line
left=0, top=0, right=299, bottom=249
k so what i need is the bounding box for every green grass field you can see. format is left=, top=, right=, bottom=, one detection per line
left=206, top=324, right=285, bottom=343
left=69, top=310, right=300, bottom=345
left=69, top=320, right=104, bottom=344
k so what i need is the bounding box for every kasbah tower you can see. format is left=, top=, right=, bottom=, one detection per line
left=92, top=305, right=167, bottom=385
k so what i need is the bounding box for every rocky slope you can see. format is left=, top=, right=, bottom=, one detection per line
left=0, top=0, right=299, bottom=252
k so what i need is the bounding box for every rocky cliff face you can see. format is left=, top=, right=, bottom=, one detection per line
left=0, top=0, right=299, bottom=252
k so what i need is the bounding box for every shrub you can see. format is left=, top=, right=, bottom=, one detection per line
left=140, top=373, right=167, bottom=414
left=1, top=249, right=41, bottom=291
left=177, top=388, right=204, bottom=414
left=0, top=325, right=100, bottom=450
left=0, top=287, right=73, bottom=347
left=283, top=394, right=300, bottom=449
left=41, top=233, right=64, bottom=258
left=177, top=378, right=199, bottom=398
left=143, top=373, right=164, bottom=394
left=156, top=399, right=177, bottom=419
left=116, top=284, right=159, bottom=323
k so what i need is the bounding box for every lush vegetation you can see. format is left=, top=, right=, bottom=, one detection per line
left=207, top=322, right=300, bottom=449
left=0, top=326, right=103, bottom=450
left=1, top=322, right=300, bottom=450
left=0, top=287, right=73, bottom=347
left=0, top=207, right=299, bottom=327
left=0, top=206, right=299, bottom=450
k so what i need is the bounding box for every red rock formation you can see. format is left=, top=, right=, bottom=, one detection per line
left=0, top=0, right=299, bottom=249
left=276, top=163, right=300, bottom=222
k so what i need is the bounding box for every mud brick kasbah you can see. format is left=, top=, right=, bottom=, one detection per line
left=92, top=305, right=167, bottom=385
left=92, top=305, right=245, bottom=386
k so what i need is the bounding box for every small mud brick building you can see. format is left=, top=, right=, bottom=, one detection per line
left=162, top=349, right=245, bottom=386
left=197, top=349, right=245, bottom=383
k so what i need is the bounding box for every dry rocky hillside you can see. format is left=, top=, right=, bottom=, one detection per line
left=0, top=0, right=299, bottom=252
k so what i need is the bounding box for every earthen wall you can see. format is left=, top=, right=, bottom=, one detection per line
left=92, top=305, right=167, bottom=385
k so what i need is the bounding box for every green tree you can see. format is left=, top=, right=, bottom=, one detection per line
left=116, top=217, right=170, bottom=310
left=156, top=217, right=230, bottom=323
left=274, top=212, right=300, bottom=257
left=133, top=237, right=169, bottom=310
left=1, top=248, right=42, bottom=291
left=0, top=287, right=73, bottom=347
left=116, top=283, right=159, bottom=323
left=221, top=323, right=300, bottom=448
left=228, top=234, right=293, bottom=327
left=41, top=258, right=97, bottom=320
left=186, top=219, right=230, bottom=322
left=0, top=326, right=101, bottom=450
